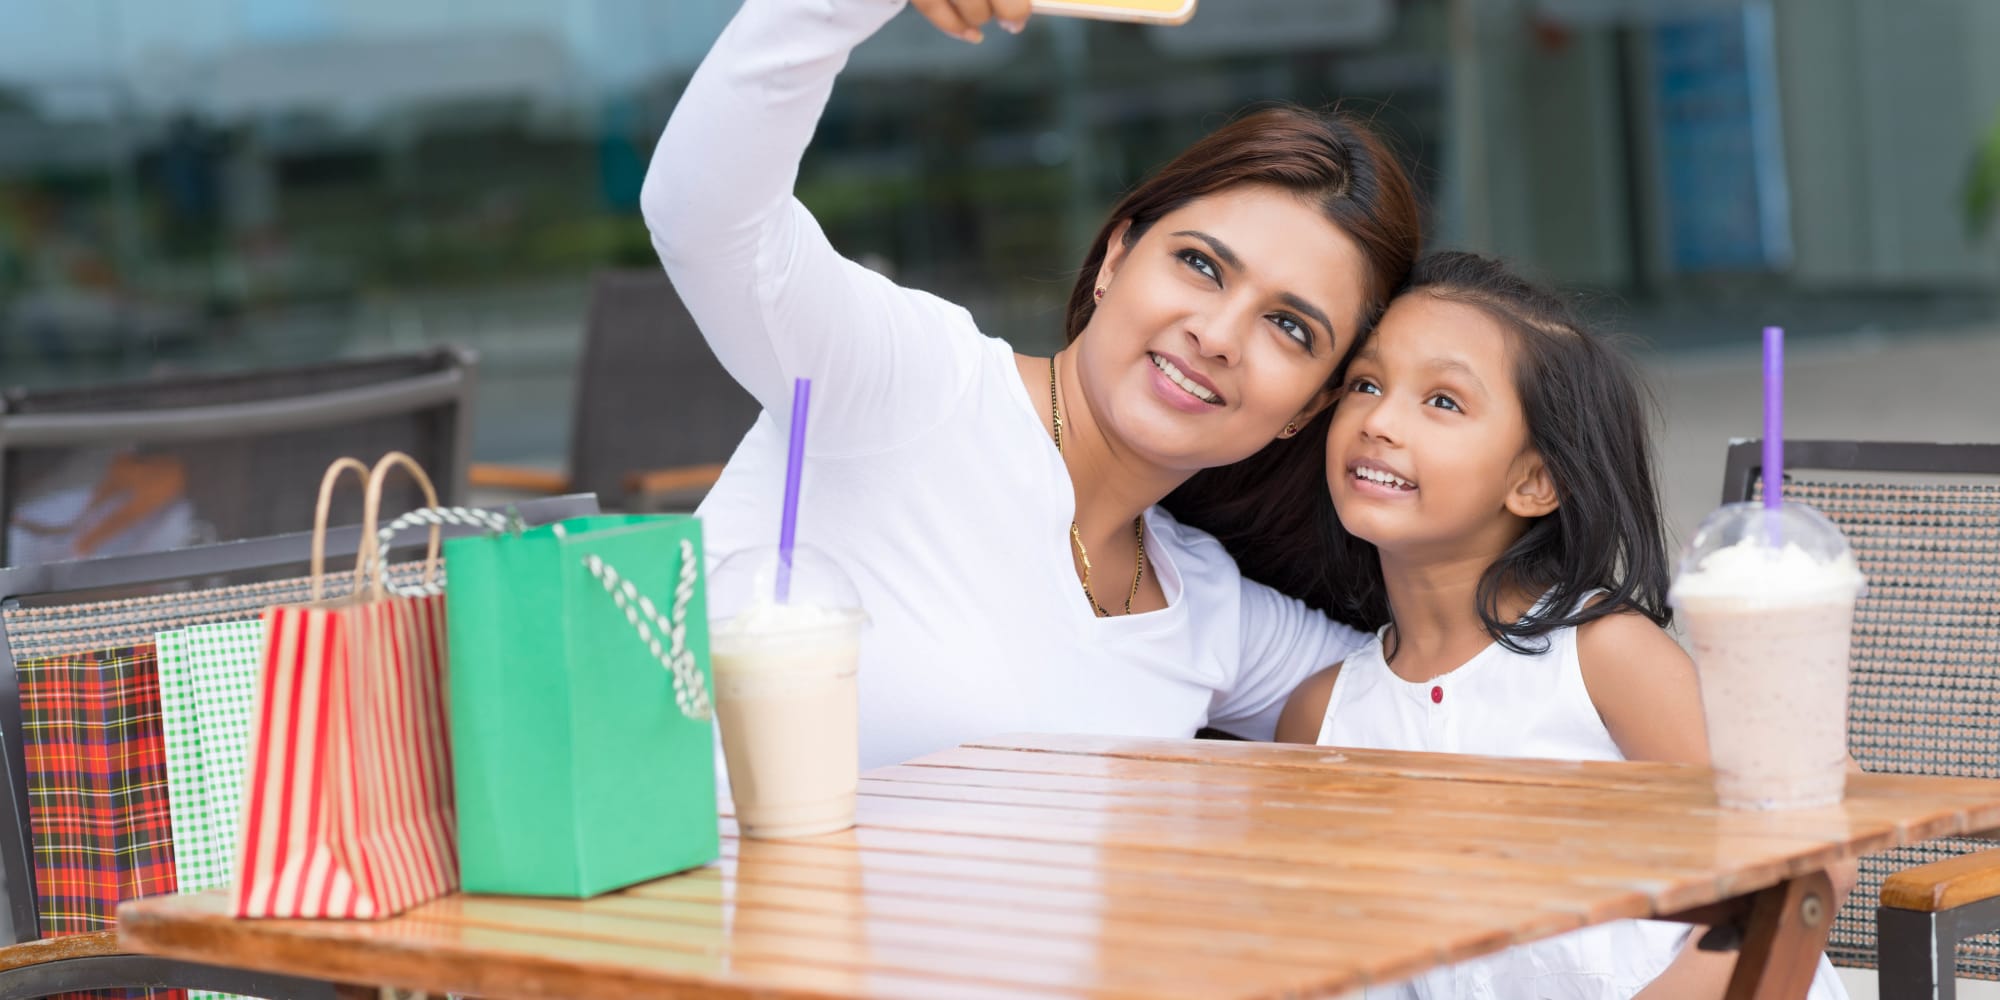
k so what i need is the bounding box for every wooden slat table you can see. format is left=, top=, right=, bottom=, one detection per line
left=118, top=734, right=2000, bottom=999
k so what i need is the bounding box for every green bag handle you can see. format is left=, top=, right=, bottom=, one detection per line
left=372, top=506, right=521, bottom=597
left=374, top=509, right=713, bottom=722
left=578, top=535, right=714, bottom=723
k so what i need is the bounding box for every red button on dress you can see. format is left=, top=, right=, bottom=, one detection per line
left=1430, top=685, right=1443, bottom=704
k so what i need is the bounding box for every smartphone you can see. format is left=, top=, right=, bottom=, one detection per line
left=1029, top=0, right=1196, bottom=25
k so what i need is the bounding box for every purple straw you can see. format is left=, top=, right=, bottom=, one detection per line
left=1762, top=326, right=1783, bottom=511
left=776, top=378, right=812, bottom=603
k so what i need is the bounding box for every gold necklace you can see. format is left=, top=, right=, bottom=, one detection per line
left=1049, top=356, right=1146, bottom=617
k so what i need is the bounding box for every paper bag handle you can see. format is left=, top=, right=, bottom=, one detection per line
left=309, top=457, right=373, bottom=601
left=580, top=535, right=713, bottom=722
left=362, top=451, right=443, bottom=598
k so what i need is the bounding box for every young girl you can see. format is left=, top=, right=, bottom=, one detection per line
left=1274, top=252, right=1848, bottom=1000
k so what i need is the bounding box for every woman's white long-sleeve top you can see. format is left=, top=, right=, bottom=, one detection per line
left=644, top=0, right=1366, bottom=769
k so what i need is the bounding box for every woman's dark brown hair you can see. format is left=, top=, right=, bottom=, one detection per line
left=1063, top=105, right=1422, bottom=619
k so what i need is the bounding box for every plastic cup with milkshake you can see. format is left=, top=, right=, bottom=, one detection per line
left=709, top=546, right=864, bottom=838
left=1668, top=328, right=1867, bottom=810
left=706, top=378, right=867, bottom=839
left=1671, top=502, right=1865, bottom=810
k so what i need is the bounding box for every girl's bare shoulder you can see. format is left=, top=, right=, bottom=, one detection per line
left=1275, top=663, right=1345, bottom=744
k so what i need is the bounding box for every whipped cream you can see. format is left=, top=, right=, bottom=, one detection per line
left=1672, top=540, right=1865, bottom=608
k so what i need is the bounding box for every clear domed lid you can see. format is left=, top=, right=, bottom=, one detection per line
left=708, top=544, right=864, bottom=634
left=1670, top=501, right=1865, bottom=608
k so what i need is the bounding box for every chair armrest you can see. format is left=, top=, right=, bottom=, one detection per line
left=469, top=463, right=572, bottom=495
left=622, top=463, right=726, bottom=509
left=1880, top=847, right=2000, bottom=912
left=0, top=928, right=119, bottom=972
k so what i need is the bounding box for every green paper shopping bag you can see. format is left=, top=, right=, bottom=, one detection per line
left=441, top=514, right=719, bottom=897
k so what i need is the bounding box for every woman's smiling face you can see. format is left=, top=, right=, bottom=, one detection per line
left=1072, top=183, right=1372, bottom=473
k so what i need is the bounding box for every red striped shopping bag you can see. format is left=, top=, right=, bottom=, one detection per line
left=233, top=453, right=458, bottom=919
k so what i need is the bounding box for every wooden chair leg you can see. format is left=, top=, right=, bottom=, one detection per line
left=1879, top=906, right=1957, bottom=1000
left=1726, top=870, right=1836, bottom=1000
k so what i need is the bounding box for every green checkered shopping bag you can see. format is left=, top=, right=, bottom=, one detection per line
left=154, top=620, right=263, bottom=892
left=155, top=619, right=262, bottom=1000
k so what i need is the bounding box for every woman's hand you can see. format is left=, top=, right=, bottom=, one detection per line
left=911, top=0, right=1032, bottom=44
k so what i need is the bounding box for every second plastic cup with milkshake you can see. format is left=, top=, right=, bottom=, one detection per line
left=1671, top=326, right=1867, bottom=811
left=1672, top=501, right=1865, bottom=810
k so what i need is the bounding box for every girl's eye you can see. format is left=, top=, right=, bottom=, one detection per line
left=1426, top=392, right=1462, bottom=413
left=1176, top=249, right=1218, bottom=282
left=1268, top=313, right=1311, bottom=347
left=1346, top=377, right=1381, bottom=396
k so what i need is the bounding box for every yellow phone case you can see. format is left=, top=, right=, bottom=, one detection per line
left=1029, top=0, right=1197, bottom=25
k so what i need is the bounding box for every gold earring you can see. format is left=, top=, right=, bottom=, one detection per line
left=1282, top=422, right=1298, bottom=437
left=1093, top=286, right=1105, bottom=300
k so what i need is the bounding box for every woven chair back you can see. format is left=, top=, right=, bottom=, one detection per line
left=1726, top=441, right=2000, bottom=975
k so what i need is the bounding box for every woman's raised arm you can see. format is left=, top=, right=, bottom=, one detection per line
left=643, top=0, right=1025, bottom=448
left=643, top=0, right=903, bottom=409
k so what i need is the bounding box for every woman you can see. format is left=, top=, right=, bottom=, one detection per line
left=644, top=0, right=1421, bottom=769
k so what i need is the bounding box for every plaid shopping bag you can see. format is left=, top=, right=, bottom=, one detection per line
left=18, top=643, right=178, bottom=936
left=233, top=453, right=459, bottom=919
left=156, top=620, right=264, bottom=894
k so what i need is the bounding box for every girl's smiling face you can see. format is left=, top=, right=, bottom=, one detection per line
left=1326, top=293, right=1559, bottom=561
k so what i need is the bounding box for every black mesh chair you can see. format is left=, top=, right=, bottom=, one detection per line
left=0, top=491, right=597, bottom=998
left=1723, top=438, right=2000, bottom=999
left=1, top=348, right=476, bottom=568
left=471, top=270, right=761, bottom=512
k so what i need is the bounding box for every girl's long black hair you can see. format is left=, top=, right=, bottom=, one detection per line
left=1324, top=251, right=1675, bottom=651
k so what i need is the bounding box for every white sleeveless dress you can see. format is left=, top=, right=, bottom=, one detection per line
left=1317, top=616, right=1849, bottom=1000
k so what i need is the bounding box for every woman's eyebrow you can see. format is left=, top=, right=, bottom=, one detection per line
left=1172, top=230, right=1336, bottom=342
left=1170, top=230, right=1241, bottom=270
left=1278, top=292, right=1335, bottom=343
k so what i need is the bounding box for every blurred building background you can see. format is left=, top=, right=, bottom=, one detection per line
left=0, top=0, right=1997, bottom=549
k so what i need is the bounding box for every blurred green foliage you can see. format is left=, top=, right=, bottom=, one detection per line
left=1968, top=112, right=2000, bottom=239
